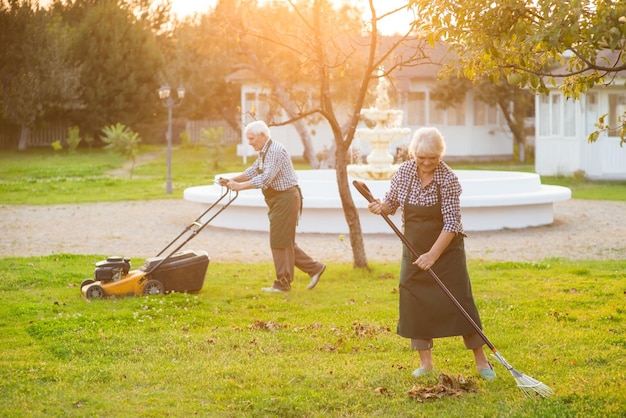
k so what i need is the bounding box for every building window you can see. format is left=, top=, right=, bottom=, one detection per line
left=538, top=93, right=563, bottom=136
left=429, top=92, right=465, bottom=125
left=585, top=92, right=599, bottom=136
left=407, top=92, right=426, bottom=126
left=406, top=89, right=467, bottom=127
left=551, top=94, right=561, bottom=136
left=538, top=93, right=576, bottom=137
left=563, top=98, right=576, bottom=137
left=473, top=98, right=499, bottom=126
left=447, top=101, right=466, bottom=125
left=487, top=103, right=498, bottom=125
left=257, top=93, right=271, bottom=121
left=428, top=97, right=445, bottom=125
left=608, top=93, right=626, bottom=137
left=244, top=92, right=257, bottom=125
left=473, top=97, right=485, bottom=126
left=538, top=95, right=549, bottom=136
left=243, top=90, right=281, bottom=124
left=587, top=92, right=598, bottom=108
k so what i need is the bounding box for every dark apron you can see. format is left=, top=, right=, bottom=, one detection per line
left=264, top=186, right=301, bottom=249
left=396, top=192, right=482, bottom=340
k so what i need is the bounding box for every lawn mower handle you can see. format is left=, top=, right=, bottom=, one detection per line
left=148, top=187, right=238, bottom=274
left=352, top=180, right=497, bottom=352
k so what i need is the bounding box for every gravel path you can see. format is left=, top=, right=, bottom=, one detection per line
left=1, top=199, right=624, bottom=263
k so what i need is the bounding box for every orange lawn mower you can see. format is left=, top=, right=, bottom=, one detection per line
left=80, top=187, right=238, bottom=299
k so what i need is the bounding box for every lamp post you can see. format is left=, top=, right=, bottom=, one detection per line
left=158, top=84, right=185, bottom=194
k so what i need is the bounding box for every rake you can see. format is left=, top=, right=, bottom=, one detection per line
left=352, top=180, right=554, bottom=398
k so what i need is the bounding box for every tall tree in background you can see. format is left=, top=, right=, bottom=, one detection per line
left=431, top=76, right=534, bottom=162
left=71, top=0, right=163, bottom=136
left=409, top=0, right=626, bottom=141
left=0, top=0, right=82, bottom=150
left=162, top=7, right=241, bottom=130
left=212, top=0, right=433, bottom=268
left=1, top=0, right=203, bottom=148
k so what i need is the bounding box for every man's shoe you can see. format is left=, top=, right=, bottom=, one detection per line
left=261, top=286, right=286, bottom=293
left=307, top=264, right=326, bottom=290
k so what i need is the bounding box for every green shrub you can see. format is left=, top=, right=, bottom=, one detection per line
left=66, top=126, right=82, bottom=152
left=100, top=123, right=141, bottom=178
left=201, top=126, right=226, bottom=170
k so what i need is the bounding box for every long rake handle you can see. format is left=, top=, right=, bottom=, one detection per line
left=352, top=180, right=497, bottom=352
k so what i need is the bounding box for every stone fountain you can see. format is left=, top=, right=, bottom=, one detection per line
left=348, top=73, right=411, bottom=180
left=183, top=73, right=571, bottom=233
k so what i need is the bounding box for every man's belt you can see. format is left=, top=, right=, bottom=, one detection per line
left=262, top=185, right=298, bottom=198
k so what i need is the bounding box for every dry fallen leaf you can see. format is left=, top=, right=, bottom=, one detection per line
left=407, top=373, right=478, bottom=402
left=374, top=387, right=390, bottom=396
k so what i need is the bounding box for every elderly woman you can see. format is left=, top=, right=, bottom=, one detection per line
left=368, top=127, right=495, bottom=380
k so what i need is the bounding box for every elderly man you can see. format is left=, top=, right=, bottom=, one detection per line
left=221, top=121, right=326, bottom=293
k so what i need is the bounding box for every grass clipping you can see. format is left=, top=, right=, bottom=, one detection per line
left=407, top=373, right=478, bottom=402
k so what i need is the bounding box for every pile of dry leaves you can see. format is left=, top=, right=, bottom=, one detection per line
left=407, top=373, right=478, bottom=401
left=375, top=373, right=478, bottom=402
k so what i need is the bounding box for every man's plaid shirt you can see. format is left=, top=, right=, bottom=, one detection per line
left=244, top=139, right=298, bottom=191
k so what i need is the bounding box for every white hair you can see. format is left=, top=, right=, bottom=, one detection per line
left=408, top=127, right=446, bottom=158
left=245, top=120, right=271, bottom=138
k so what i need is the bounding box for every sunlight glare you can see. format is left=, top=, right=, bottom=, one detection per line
left=169, top=0, right=213, bottom=18
left=168, top=0, right=414, bottom=34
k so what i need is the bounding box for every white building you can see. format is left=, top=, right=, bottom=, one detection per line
left=230, top=42, right=514, bottom=162
left=535, top=79, right=626, bottom=180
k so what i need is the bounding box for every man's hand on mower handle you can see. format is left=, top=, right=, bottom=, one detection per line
left=218, top=177, right=244, bottom=191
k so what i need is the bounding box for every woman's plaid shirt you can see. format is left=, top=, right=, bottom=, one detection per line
left=383, top=159, right=465, bottom=235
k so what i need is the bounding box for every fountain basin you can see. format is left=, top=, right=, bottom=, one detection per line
left=184, top=169, right=571, bottom=233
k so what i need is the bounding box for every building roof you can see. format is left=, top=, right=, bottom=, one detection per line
left=546, top=49, right=626, bottom=90
left=225, top=36, right=453, bottom=91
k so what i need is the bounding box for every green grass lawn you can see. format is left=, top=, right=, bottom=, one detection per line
left=0, top=146, right=312, bottom=205
left=0, top=146, right=625, bottom=204
left=0, top=255, right=624, bottom=417
left=447, top=159, right=626, bottom=202
left=0, top=146, right=625, bottom=416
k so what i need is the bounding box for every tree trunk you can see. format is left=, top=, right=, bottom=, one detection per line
left=240, top=49, right=320, bottom=168
left=498, top=101, right=526, bottom=162
left=272, top=87, right=319, bottom=167
left=292, top=117, right=318, bottom=167
left=335, top=141, right=368, bottom=268
left=18, top=125, right=30, bottom=151
left=320, top=141, right=337, bottom=168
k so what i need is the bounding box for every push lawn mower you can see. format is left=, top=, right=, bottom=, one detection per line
left=80, top=188, right=238, bottom=299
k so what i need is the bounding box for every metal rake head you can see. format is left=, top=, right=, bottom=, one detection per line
left=510, top=369, right=555, bottom=398
left=491, top=352, right=554, bottom=398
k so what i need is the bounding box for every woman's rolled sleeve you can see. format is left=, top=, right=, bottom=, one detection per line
left=440, top=179, right=463, bottom=234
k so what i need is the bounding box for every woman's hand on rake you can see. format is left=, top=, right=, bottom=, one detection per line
left=368, top=199, right=388, bottom=215
left=413, top=252, right=435, bottom=271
